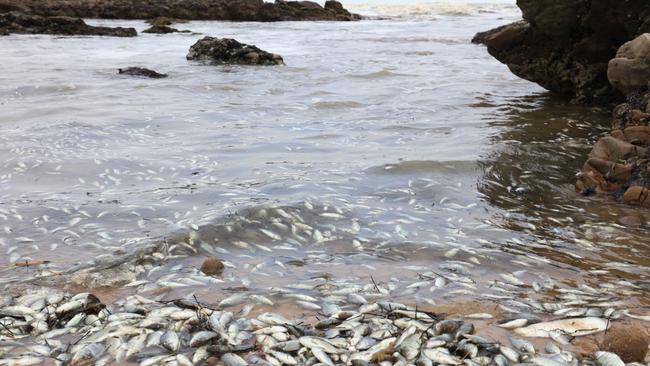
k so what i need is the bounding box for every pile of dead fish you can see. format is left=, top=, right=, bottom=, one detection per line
left=0, top=288, right=644, bottom=366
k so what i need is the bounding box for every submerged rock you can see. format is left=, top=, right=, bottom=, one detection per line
left=118, top=67, right=168, bottom=79
left=0, top=11, right=136, bottom=37
left=0, top=0, right=360, bottom=22
left=475, top=0, right=650, bottom=104
left=200, top=257, right=224, bottom=276
left=187, top=37, right=284, bottom=66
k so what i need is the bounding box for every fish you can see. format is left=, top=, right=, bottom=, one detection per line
left=514, top=317, right=609, bottom=338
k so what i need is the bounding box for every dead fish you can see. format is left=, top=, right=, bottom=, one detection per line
left=312, top=347, right=335, bottom=366
left=222, top=353, right=248, bottom=366
left=219, top=294, right=249, bottom=308
left=497, top=318, right=528, bottom=329
left=423, top=348, right=462, bottom=365
left=514, top=317, right=609, bottom=338
left=595, top=352, right=625, bottom=366
left=71, top=343, right=106, bottom=364
left=161, top=330, right=180, bottom=352
left=189, top=331, right=218, bottom=347
left=299, top=336, right=343, bottom=354
left=510, top=337, right=535, bottom=354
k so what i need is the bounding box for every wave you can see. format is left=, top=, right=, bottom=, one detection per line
left=348, top=2, right=520, bottom=20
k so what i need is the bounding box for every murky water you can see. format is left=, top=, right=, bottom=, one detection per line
left=0, top=2, right=648, bottom=320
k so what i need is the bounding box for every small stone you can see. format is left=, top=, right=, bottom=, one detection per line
left=617, top=215, right=645, bottom=227
left=600, top=325, right=649, bottom=363
left=201, top=257, right=224, bottom=276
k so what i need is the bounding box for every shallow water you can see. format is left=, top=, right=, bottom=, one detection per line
left=0, top=3, right=648, bottom=319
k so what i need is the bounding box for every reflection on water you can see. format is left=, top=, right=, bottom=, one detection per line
left=478, top=94, right=649, bottom=300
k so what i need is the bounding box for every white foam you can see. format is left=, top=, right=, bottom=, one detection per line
left=346, top=1, right=520, bottom=19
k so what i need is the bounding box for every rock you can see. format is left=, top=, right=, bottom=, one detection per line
left=187, top=37, right=284, bottom=66
left=142, top=25, right=184, bottom=34
left=623, top=186, right=650, bottom=207
left=471, top=21, right=527, bottom=45
left=617, top=215, right=645, bottom=227
left=200, top=257, right=224, bottom=276
left=600, top=325, right=649, bottom=363
left=608, top=34, right=650, bottom=95
left=476, top=0, right=650, bottom=104
left=118, top=67, right=168, bottom=79
left=71, top=263, right=137, bottom=288
left=0, top=0, right=360, bottom=22
left=0, top=11, right=136, bottom=37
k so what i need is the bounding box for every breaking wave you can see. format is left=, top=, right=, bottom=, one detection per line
left=348, top=2, right=520, bottom=20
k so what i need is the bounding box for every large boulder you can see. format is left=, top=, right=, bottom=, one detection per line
left=0, top=0, right=360, bottom=22
left=608, top=34, right=650, bottom=95
left=0, top=11, right=136, bottom=36
left=476, top=0, right=650, bottom=104
left=187, top=37, right=284, bottom=66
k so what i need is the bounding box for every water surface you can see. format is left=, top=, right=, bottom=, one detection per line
left=0, top=3, right=647, bottom=317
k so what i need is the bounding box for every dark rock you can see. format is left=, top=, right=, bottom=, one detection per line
left=0, top=0, right=360, bottom=22
left=143, top=25, right=183, bottom=34
left=0, top=11, right=136, bottom=37
left=118, top=67, right=168, bottom=79
left=187, top=37, right=284, bottom=66
left=472, top=21, right=526, bottom=45
left=476, top=0, right=650, bottom=104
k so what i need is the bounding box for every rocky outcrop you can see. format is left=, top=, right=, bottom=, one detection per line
left=118, top=67, right=168, bottom=79
left=476, top=0, right=650, bottom=104
left=0, top=0, right=360, bottom=22
left=187, top=37, right=284, bottom=66
left=576, top=34, right=650, bottom=207
left=0, top=11, right=136, bottom=37
left=577, top=94, right=650, bottom=207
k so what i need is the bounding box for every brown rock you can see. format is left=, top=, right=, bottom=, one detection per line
left=623, top=186, right=650, bottom=207
left=589, top=136, right=645, bottom=161
left=617, top=215, right=645, bottom=227
left=617, top=126, right=650, bottom=145
left=608, top=34, right=650, bottom=95
left=200, top=257, right=224, bottom=276
left=600, top=325, right=649, bottom=363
